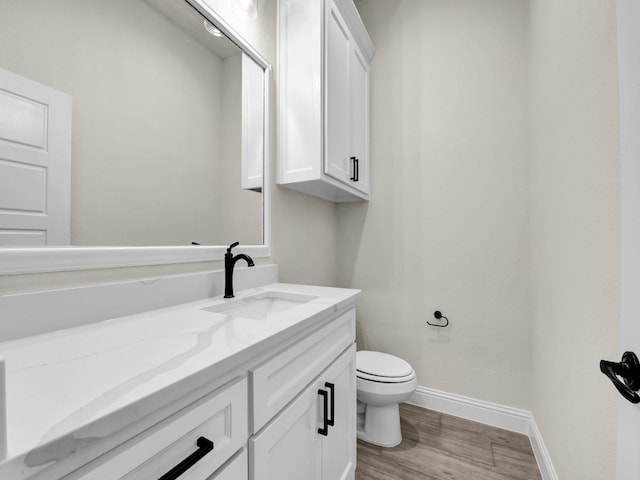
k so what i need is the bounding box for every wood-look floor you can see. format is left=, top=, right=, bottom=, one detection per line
left=355, top=403, right=542, bottom=480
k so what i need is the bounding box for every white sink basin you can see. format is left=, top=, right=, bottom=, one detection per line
left=202, top=291, right=319, bottom=320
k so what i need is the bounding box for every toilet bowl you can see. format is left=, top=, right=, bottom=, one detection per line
left=356, top=350, right=417, bottom=447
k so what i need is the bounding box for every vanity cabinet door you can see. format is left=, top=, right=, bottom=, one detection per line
left=319, top=344, right=356, bottom=480
left=250, top=344, right=357, bottom=480
left=250, top=379, right=321, bottom=480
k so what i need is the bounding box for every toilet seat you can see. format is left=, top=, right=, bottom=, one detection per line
left=356, top=370, right=416, bottom=383
left=356, top=351, right=415, bottom=383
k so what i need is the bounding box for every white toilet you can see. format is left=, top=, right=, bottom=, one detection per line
left=356, top=350, right=417, bottom=447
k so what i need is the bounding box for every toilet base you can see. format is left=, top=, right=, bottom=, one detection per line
left=356, top=402, right=402, bottom=447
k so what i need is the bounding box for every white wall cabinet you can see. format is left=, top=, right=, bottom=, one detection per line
left=278, top=0, right=374, bottom=202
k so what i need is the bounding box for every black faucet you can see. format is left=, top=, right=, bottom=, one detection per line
left=224, top=242, right=255, bottom=298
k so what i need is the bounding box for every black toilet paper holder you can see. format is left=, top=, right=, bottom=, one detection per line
left=427, top=311, right=449, bottom=328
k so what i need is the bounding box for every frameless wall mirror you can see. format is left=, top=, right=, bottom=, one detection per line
left=0, top=0, right=271, bottom=274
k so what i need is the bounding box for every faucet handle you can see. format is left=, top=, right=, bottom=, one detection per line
left=227, top=241, right=240, bottom=254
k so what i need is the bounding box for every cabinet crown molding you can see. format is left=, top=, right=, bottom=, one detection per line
left=334, top=0, right=375, bottom=62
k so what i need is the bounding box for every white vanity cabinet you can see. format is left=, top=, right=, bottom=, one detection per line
left=61, top=308, right=356, bottom=480
left=62, top=309, right=356, bottom=480
left=249, top=310, right=356, bottom=480
left=278, top=0, right=375, bottom=203
left=0, top=281, right=360, bottom=480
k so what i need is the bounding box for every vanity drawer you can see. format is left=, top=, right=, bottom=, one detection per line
left=250, top=308, right=355, bottom=432
left=68, top=378, right=247, bottom=480
left=207, top=448, right=247, bottom=480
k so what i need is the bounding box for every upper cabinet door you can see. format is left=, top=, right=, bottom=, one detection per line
left=349, top=44, right=370, bottom=195
left=324, top=1, right=352, bottom=186
left=325, top=0, right=370, bottom=195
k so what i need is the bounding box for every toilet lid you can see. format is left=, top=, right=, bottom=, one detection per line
left=356, top=351, right=414, bottom=378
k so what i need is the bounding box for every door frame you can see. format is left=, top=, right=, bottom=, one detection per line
left=616, top=0, right=640, bottom=478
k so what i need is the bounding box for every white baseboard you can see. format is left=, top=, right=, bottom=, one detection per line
left=407, top=386, right=558, bottom=480
left=528, top=414, right=559, bottom=480
left=407, top=386, right=531, bottom=434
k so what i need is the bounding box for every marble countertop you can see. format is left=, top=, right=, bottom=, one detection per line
left=0, top=282, right=359, bottom=480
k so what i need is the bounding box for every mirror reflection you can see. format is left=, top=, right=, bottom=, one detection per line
left=0, top=0, right=264, bottom=247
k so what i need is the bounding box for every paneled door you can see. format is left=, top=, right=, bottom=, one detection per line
left=0, top=67, right=71, bottom=246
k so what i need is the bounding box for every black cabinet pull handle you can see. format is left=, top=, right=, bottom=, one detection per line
left=350, top=157, right=359, bottom=182
left=318, top=389, right=329, bottom=436
left=600, top=351, right=640, bottom=404
left=325, top=382, right=335, bottom=427
left=158, top=436, right=214, bottom=480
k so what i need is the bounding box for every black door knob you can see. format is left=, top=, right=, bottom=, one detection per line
left=600, top=351, right=640, bottom=404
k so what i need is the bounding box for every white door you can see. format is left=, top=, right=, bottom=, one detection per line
left=616, top=0, right=640, bottom=478
left=0, top=67, right=71, bottom=246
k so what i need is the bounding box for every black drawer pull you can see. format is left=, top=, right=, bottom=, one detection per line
left=318, top=389, right=329, bottom=436
left=158, top=436, right=214, bottom=480
left=350, top=157, right=357, bottom=181
left=325, top=382, right=335, bottom=427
